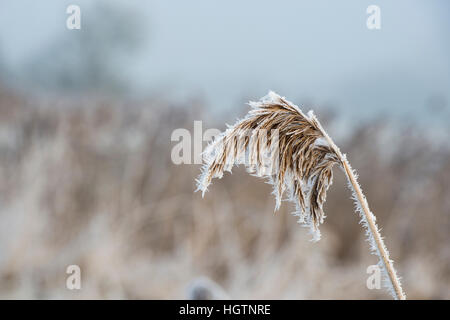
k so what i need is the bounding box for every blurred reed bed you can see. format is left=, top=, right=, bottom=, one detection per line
left=0, top=86, right=448, bottom=299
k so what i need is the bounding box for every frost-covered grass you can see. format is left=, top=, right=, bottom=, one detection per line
left=197, top=92, right=406, bottom=299
left=0, top=87, right=448, bottom=299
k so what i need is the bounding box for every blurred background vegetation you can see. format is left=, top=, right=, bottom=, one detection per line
left=0, top=1, right=448, bottom=299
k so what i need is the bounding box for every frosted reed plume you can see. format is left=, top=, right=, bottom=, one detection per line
left=196, top=91, right=406, bottom=299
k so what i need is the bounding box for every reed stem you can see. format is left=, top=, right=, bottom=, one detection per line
left=321, top=130, right=406, bottom=300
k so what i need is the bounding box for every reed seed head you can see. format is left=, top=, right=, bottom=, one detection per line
left=197, top=91, right=340, bottom=240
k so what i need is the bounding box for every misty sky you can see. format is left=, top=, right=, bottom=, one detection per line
left=0, top=0, right=449, bottom=121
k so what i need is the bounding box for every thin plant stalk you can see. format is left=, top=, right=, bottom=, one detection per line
left=318, top=121, right=406, bottom=300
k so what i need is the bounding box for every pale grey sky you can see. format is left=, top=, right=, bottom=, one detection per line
left=0, top=0, right=449, bottom=121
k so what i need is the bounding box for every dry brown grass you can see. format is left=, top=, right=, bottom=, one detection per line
left=0, top=87, right=448, bottom=299
left=197, top=92, right=406, bottom=299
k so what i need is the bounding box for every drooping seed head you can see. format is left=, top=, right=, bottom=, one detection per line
left=196, top=91, right=340, bottom=240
